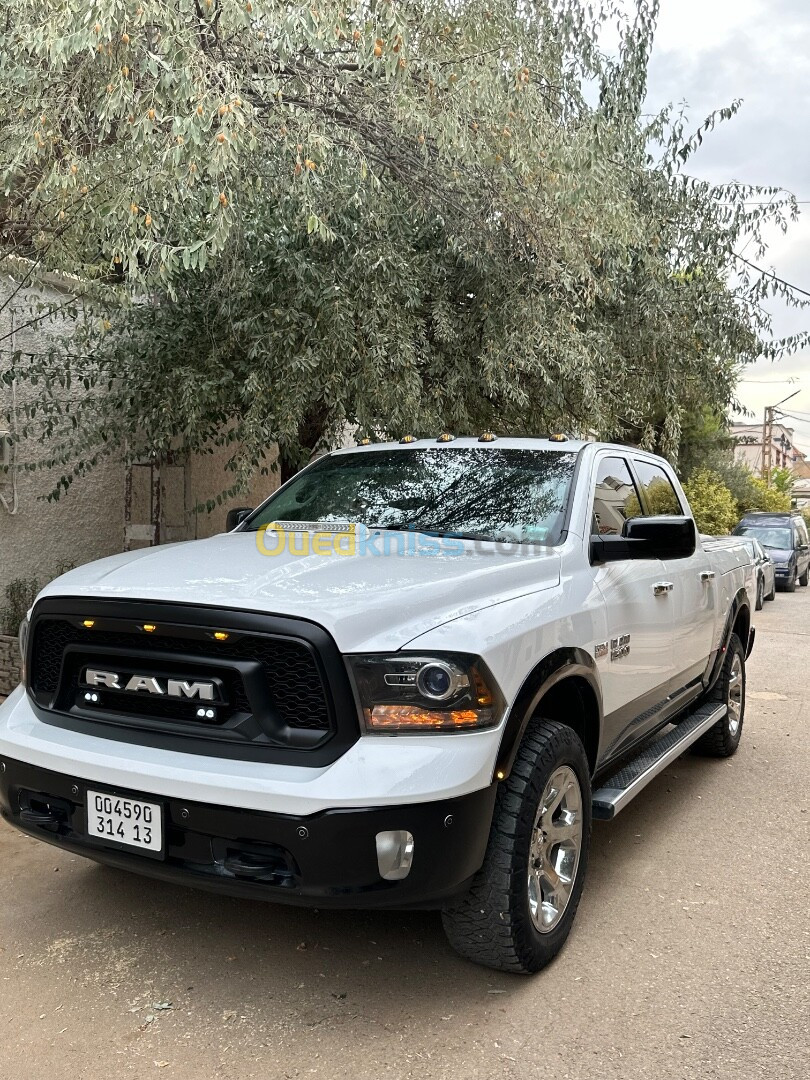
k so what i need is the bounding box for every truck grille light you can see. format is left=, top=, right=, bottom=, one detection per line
left=375, top=830, right=415, bottom=881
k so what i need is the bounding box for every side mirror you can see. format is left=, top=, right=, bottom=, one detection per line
left=591, top=516, right=697, bottom=564
left=225, top=507, right=253, bottom=532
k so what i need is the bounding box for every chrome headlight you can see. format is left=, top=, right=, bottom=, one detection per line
left=347, top=653, right=504, bottom=733
left=18, top=614, right=30, bottom=684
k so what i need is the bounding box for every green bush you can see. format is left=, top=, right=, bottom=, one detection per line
left=1, top=578, right=39, bottom=636
left=682, top=469, right=739, bottom=536
left=742, top=475, right=791, bottom=514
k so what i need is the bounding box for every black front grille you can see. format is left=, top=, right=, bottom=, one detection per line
left=24, top=600, right=361, bottom=765
left=31, top=619, right=330, bottom=732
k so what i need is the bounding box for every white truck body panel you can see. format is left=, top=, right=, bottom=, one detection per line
left=0, top=439, right=754, bottom=816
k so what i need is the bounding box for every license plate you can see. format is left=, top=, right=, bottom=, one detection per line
left=86, top=790, right=163, bottom=853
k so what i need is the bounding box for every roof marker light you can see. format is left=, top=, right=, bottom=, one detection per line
left=357, top=437, right=372, bottom=446
left=478, top=431, right=497, bottom=443
left=400, top=434, right=416, bottom=444
left=436, top=433, right=455, bottom=443
left=549, top=433, right=568, bottom=442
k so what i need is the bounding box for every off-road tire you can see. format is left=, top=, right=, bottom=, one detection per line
left=441, top=720, right=591, bottom=974
left=694, top=633, right=745, bottom=758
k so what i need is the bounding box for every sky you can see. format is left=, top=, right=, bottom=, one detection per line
left=640, top=0, right=810, bottom=451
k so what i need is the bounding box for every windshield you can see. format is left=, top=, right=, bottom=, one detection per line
left=246, top=448, right=578, bottom=545
left=736, top=525, right=792, bottom=550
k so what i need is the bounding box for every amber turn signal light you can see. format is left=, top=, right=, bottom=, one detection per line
left=366, top=705, right=485, bottom=731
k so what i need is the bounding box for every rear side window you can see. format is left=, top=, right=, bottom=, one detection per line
left=633, top=460, right=683, bottom=516
left=591, top=457, right=642, bottom=536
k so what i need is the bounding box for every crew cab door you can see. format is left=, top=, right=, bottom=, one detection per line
left=588, top=454, right=675, bottom=758
left=631, top=457, right=716, bottom=687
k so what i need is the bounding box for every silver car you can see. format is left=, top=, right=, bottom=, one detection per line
left=739, top=537, right=776, bottom=609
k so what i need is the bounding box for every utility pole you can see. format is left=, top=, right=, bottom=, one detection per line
left=761, top=405, right=774, bottom=480
left=762, top=390, right=800, bottom=484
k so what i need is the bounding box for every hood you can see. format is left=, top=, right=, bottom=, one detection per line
left=762, top=546, right=792, bottom=563
left=39, top=531, right=561, bottom=652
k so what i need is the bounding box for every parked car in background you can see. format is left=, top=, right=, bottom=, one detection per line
left=737, top=537, right=776, bottom=609
left=733, top=511, right=810, bottom=593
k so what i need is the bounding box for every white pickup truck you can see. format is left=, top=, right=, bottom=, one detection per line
left=0, top=437, right=755, bottom=973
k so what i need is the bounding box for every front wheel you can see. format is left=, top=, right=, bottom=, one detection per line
left=800, top=567, right=809, bottom=587
left=442, top=720, right=591, bottom=974
left=755, top=576, right=764, bottom=610
left=784, top=569, right=797, bottom=593
left=694, top=633, right=745, bottom=757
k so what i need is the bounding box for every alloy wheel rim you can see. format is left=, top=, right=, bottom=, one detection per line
left=528, top=766, right=583, bottom=934
left=727, top=653, right=743, bottom=736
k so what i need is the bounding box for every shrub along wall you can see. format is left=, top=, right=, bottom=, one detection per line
left=0, top=635, right=21, bottom=697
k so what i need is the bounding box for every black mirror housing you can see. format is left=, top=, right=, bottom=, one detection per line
left=591, top=516, right=697, bottom=564
left=225, top=507, right=253, bottom=532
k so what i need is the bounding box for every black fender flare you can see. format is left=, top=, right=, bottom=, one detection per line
left=703, top=587, right=752, bottom=693
left=493, top=647, right=603, bottom=781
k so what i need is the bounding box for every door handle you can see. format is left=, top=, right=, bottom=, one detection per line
left=700, top=570, right=716, bottom=582
left=652, top=581, right=674, bottom=595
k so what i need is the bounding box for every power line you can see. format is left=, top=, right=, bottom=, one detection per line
left=738, top=377, right=802, bottom=385
left=734, top=254, right=810, bottom=300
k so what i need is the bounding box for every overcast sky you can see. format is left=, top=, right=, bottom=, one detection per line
left=641, top=0, right=810, bottom=449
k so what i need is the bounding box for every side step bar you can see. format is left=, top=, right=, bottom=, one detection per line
left=592, top=702, right=727, bottom=820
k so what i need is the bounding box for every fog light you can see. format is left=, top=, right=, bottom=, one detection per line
left=375, top=830, right=415, bottom=881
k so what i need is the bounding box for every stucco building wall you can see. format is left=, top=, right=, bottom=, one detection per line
left=0, top=273, right=125, bottom=603
left=1, top=270, right=282, bottom=613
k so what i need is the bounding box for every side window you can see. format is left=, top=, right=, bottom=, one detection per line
left=633, top=460, right=683, bottom=516
left=795, top=518, right=809, bottom=547
left=591, top=457, right=642, bottom=536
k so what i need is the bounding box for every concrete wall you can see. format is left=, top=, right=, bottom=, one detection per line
left=0, top=271, right=125, bottom=604
left=1, top=266, right=283, bottom=608
left=186, top=443, right=279, bottom=539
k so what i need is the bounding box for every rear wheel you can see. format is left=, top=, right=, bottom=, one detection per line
left=694, top=633, right=745, bottom=757
left=800, top=567, right=808, bottom=587
left=442, top=720, right=591, bottom=974
left=765, top=579, right=776, bottom=601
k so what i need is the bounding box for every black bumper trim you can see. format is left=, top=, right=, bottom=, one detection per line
left=0, top=757, right=497, bottom=910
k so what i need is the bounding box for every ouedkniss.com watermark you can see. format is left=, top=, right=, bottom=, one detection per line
left=254, top=522, right=547, bottom=558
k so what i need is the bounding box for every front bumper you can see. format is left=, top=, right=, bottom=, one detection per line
left=0, top=756, right=497, bottom=909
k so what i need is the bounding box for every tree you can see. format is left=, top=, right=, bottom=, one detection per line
left=2, top=1, right=808, bottom=495
left=770, top=467, right=794, bottom=496
left=744, top=475, right=791, bottom=513
left=681, top=469, right=739, bottom=536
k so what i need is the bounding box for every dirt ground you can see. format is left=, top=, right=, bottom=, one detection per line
left=1, top=592, right=808, bottom=1079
